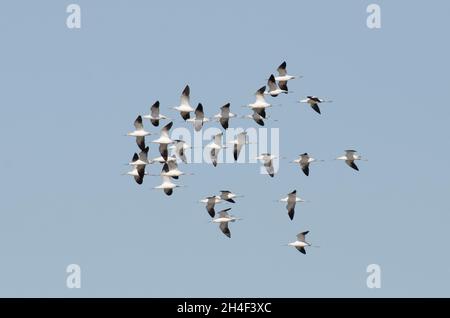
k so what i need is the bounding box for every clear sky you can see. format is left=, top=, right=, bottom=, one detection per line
left=0, top=0, right=449, bottom=297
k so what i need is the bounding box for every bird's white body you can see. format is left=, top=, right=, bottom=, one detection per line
left=174, top=105, right=194, bottom=112
left=248, top=101, right=271, bottom=109
left=293, top=157, right=315, bottom=164
left=212, top=217, right=234, bottom=223
left=152, top=156, right=177, bottom=163
left=154, top=179, right=177, bottom=190
left=126, top=168, right=148, bottom=177
left=127, top=130, right=150, bottom=137
left=336, top=153, right=361, bottom=161
left=265, top=89, right=287, bottom=97
left=143, top=114, right=167, bottom=120
left=275, top=75, right=296, bottom=82
left=214, top=112, right=236, bottom=119
left=288, top=241, right=309, bottom=248
left=152, top=136, right=173, bottom=144
left=129, top=159, right=150, bottom=166
left=186, top=117, right=210, bottom=124
left=199, top=196, right=223, bottom=204
left=161, top=168, right=184, bottom=178
left=280, top=197, right=305, bottom=203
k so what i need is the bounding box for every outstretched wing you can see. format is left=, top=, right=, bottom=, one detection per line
left=219, top=222, right=231, bottom=238
left=136, top=136, right=146, bottom=151
left=180, top=85, right=190, bottom=106
left=278, top=80, right=288, bottom=91
left=151, top=101, right=160, bottom=117
left=277, top=61, right=287, bottom=76
left=134, top=116, right=144, bottom=130
left=264, top=159, right=275, bottom=177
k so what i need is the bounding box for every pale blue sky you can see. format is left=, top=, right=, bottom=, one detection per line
left=0, top=0, right=449, bottom=297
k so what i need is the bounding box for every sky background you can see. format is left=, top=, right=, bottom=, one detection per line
left=0, top=0, right=449, bottom=297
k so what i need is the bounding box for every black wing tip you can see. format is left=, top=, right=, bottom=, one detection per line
left=152, top=100, right=160, bottom=108
left=302, top=167, right=310, bottom=176
left=268, top=74, right=275, bottom=81
left=183, top=85, right=190, bottom=95
left=226, top=198, right=235, bottom=203
left=257, top=86, right=266, bottom=94
left=279, top=61, right=287, bottom=69
left=288, top=210, right=294, bottom=220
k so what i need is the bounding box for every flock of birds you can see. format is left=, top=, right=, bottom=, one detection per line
left=124, top=62, right=366, bottom=254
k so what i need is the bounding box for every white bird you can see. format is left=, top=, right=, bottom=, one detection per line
left=336, top=150, right=365, bottom=171
left=203, top=196, right=219, bottom=218
left=265, top=74, right=287, bottom=97
left=170, top=139, right=190, bottom=164
left=172, top=85, right=194, bottom=121
left=152, top=121, right=173, bottom=145
left=151, top=154, right=177, bottom=164
left=256, top=153, right=277, bottom=177
left=243, top=109, right=266, bottom=126
left=206, top=132, right=226, bottom=167
left=287, top=231, right=312, bottom=255
left=299, top=96, right=332, bottom=114
left=143, top=101, right=168, bottom=127
left=228, top=132, right=248, bottom=161
left=123, top=153, right=147, bottom=184
left=293, top=153, right=321, bottom=176
left=187, top=103, right=209, bottom=132
left=154, top=176, right=181, bottom=196
left=275, top=61, right=297, bottom=82
left=128, top=146, right=150, bottom=166
left=127, top=116, right=151, bottom=151
left=214, top=103, right=236, bottom=130
left=160, top=161, right=189, bottom=179
left=279, top=190, right=306, bottom=220
left=247, top=86, right=271, bottom=113
left=218, top=190, right=241, bottom=203
left=211, top=208, right=241, bottom=238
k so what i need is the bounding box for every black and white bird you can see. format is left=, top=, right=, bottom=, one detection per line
left=172, top=85, right=194, bottom=120
left=299, top=96, right=332, bottom=114
left=127, top=116, right=151, bottom=151
left=214, top=103, right=236, bottom=130
left=170, top=139, right=190, bottom=164
left=123, top=153, right=147, bottom=185
left=154, top=176, right=181, bottom=196
left=287, top=231, right=313, bottom=255
left=143, top=101, right=168, bottom=127
left=203, top=196, right=219, bottom=218
left=293, top=153, right=322, bottom=176
left=275, top=61, right=298, bottom=93
left=256, top=153, right=277, bottom=177
left=243, top=109, right=266, bottom=126
left=128, top=146, right=151, bottom=166
left=265, top=74, right=287, bottom=97
left=219, top=190, right=241, bottom=203
left=160, top=161, right=189, bottom=179
left=152, top=121, right=173, bottom=145
left=211, top=208, right=241, bottom=238
left=336, top=150, right=365, bottom=171
left=228, top=132, right=248, bottom=161
left=279, top=190, right=306, bottom=220
left=246, top=86, right=271, bottom=115
left=187, top=103, right=209, bottom=132
left=206, top=132, right=226, bottom=167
